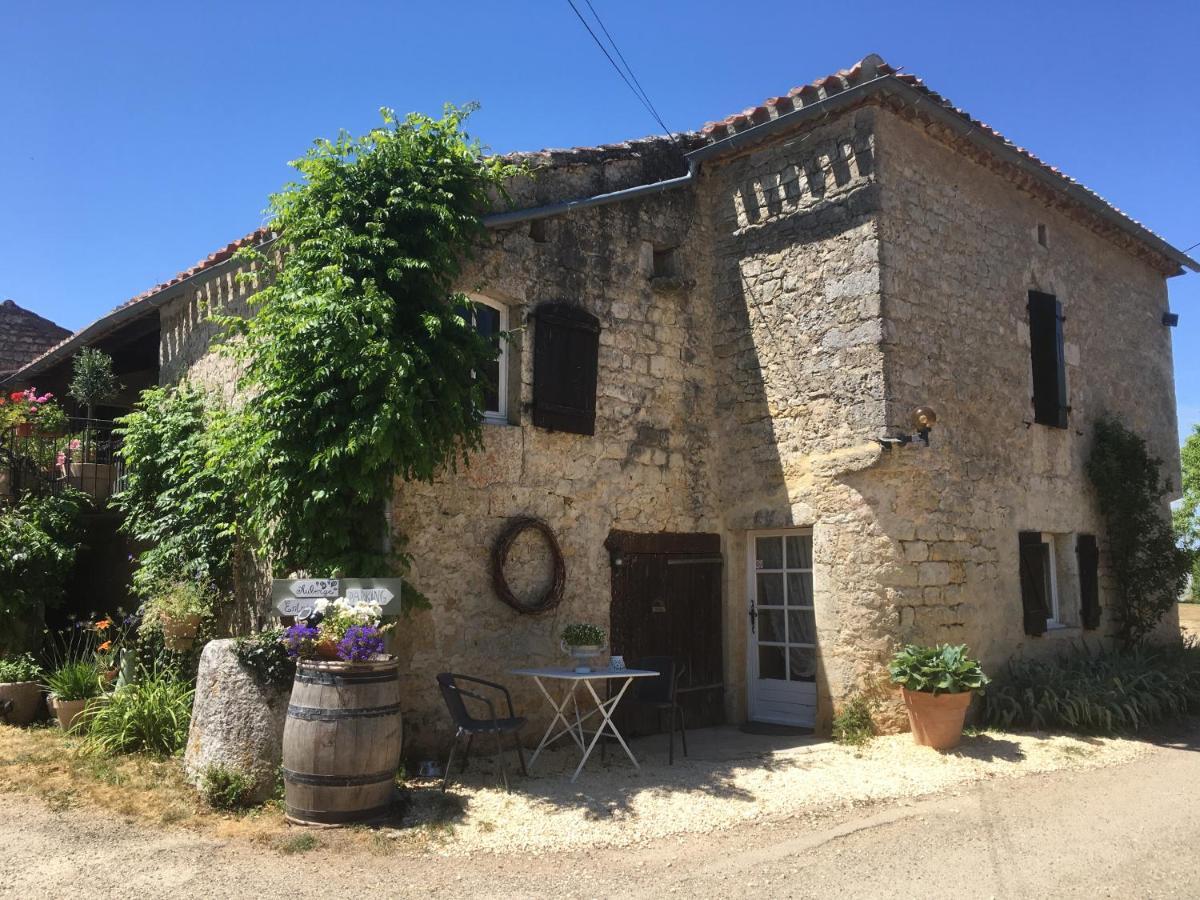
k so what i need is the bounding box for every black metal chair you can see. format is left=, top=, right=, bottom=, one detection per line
left=435, top=673, right=527, bottom=792
left=626, top=656, right=689, bottom=764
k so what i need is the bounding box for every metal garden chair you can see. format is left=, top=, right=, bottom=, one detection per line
left=625, top=656, right=689, bottom=764
left=435, top=673, right=528, bottom=792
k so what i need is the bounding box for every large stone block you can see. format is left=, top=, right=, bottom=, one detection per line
left=184, top=639, right=290, bottom=804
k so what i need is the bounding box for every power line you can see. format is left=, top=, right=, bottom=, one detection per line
left=1183, top=239, right=1199, bottom=254
left=565, top=0, right=676, bottom=143
left=581, top=0, right=673, bottom=140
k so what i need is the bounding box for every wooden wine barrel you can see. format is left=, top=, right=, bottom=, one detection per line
left=281, top=657, right=402, bottom=826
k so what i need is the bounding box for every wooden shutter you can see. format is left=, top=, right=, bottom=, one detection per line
left=1018, top=531, right=1049, bottom=636
left=1028, top=291, right=1068, bottom=428
left=1077, top=533, right=1101, bottom=630
left=533, top=303, right=600, bottom=435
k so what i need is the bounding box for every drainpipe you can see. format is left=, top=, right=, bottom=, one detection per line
left=482, top=158, right=700, bottom=229
left=480, top=74, right=893, bottom=231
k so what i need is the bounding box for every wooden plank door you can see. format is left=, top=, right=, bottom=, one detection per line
left=607, top=531, right=725, bottom=734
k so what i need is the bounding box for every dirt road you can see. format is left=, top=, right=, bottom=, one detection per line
left=4, top=724, right=1199, bottom=899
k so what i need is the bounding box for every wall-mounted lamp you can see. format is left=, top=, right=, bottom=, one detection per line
left=609, top=547, right=625, bottom=567
left=1163, top=312, right=1180, bottom=327
left=876, top=406, right=938, bottom=450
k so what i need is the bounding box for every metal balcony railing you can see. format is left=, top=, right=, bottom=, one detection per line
left=0, top=417, right=123, bottom=503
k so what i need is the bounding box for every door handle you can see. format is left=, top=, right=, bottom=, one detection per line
left=748, top=603, right=757, bottom=635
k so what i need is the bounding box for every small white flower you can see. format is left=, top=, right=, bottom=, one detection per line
left=313, top=598, right=329, bottom=614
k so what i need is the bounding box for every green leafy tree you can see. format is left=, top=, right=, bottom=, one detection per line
left=222, top=105, right=518, bottom=577
left=1086, top=418, right=1194, bottom=645
left=68, top=347, right=122, bottom=420
left=1176, top=423, right=1200, bottom=600
left=113, top=385, right=241, bottom=597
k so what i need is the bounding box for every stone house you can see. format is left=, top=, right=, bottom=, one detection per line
left=0, top=299, right=70, bottom=378
left=6, top=55, right=1194, bottom=743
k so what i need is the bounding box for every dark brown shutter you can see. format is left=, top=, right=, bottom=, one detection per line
left=533, top=303, right=600, bottom=435
left=1029, top=291, right=1068, bottom=428
left=1018, top=531, right=1049, bottom=636
left=1077, top=533, right=1101, bottom=630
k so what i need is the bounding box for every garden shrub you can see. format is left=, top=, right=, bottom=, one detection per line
left=78, top=668, right=194, bottom=756
left=0, top=653, right=42, bottom=683
left=200, top=764, right=255, bottom=810
left=113, top=385, right=241, bottom=598
left=1086, top=418, right=1193, bottom=646
left=982, top=640, right=1200, bottom=734
left=0, top=489, right=89, bottom=652
left=831, top=695, right=875, bottom=747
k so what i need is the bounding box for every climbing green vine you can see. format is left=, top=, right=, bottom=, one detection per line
left=1086, top=417, right=1193, bottom=646
left=223, top=105, right=519, bottom=577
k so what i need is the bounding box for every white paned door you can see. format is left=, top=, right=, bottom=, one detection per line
left=747, top=532, right=817, bottom=727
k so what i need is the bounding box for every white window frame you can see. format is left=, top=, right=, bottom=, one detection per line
left=469, top=294, right=508, bottom=423
left=1041, top=532, right=1061, bottom=627
left=747, top=530, right=817, bottom=680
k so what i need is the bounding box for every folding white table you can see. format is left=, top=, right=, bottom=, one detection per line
left=510, top=666, right=658, bottom=782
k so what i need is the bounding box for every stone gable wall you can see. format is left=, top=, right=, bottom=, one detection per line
left=870, top=109, right=1181, bottom=678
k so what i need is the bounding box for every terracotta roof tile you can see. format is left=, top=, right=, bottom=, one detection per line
left=699, top=54, right=1193, bottom=270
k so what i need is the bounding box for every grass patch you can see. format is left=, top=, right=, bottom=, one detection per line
left=277, top=833, right=321, bottom=854
left=832, top=695, right=876, bottom=747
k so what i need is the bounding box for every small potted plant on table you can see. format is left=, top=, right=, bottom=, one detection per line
left=561, top=623, right=607, bottom=674
left=0, top=654, right=44, bottom=725
left=888, top=644, right=989, bottom=750
left=44, top=658, right=104, bottom=731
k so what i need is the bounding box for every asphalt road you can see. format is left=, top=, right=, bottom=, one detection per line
left=3, top=726, right=1199, bottom=899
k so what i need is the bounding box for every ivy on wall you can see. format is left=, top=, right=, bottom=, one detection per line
left=1086, top=417, right=1193, bottom=646
left=218, top=105, right=520, bottom=578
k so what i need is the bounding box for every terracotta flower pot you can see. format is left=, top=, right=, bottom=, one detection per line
left=901, top=687, right=973, bottom=750
left=0, top=681, right=43, bottom=725
left=162, top=613, right=202, bottom=652
left=49, top=697, right=89, bottom=732
left=67, top=461, right=114, bottom=500
left=15, top=422, right=32, bottom=437
left=314, top=639, right=341, bottom=660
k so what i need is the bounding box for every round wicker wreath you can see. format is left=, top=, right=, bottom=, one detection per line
left=491, top=516, right=566, bottom=615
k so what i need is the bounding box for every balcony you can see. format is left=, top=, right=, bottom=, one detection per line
left=0, top=417, right=125, bottom=503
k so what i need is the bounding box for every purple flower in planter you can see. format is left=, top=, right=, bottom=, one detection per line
left=337, top=625, right=385, bottom=663
left=282, top=624, right=319, bottom=659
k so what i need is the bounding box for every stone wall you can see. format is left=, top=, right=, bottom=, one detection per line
left=867, top=108, right=1182, bottom=682
left=389, top=142, right=724, bottom=749
left=702, top=107, right=891, bottom=730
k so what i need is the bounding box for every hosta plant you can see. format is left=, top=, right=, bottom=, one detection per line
left=889, top=644, right=990, bottom=695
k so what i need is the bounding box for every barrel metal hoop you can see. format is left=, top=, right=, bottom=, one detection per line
left=281, top=767, right=397, bottom=787
left=287, top=702, right=402, bottom=721
left=285, top=801, right=395, bottom=825
left=294, top=670, right=397, bottom=686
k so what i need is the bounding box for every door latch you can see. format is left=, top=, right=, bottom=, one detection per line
left=748, top=603, right=757, bottom=635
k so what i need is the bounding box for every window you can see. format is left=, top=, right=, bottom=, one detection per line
left=532, top=302, right=600, bottom=435
left=1018, top=531, right=1062, bottom=635
left=469, top=295, right=507, bottom=422
left=1028, top=291, right=1068, bottom=428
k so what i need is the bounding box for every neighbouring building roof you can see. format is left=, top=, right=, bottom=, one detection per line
left=1, top=228, right=275, bottom=386
left=5, top=55, right=1194, bottom=387
left=0, top=299, right=72, bottom=377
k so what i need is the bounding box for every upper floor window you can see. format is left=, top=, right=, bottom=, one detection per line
left=469, top=295, right=507, bottom=422
left=1028, top=290, right=1068, bottom=428
left=532, top=302, right=600, bottom=436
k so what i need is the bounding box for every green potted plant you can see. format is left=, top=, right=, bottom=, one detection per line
left=140, top=581, right=212, bottom=652
left=67, top=348, right=122, bottom=498
left=43, top=659, right=104, bottom=731
left=0, top=654, right=44, bottom=725
left=560, top=623, right=607, bottom=674
left=888, top=644, right=989, bottom=750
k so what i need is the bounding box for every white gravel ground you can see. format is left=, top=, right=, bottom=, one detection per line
left=395, top=727, right=1146, bottom=855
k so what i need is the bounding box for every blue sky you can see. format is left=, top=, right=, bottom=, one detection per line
left=2, top=1, right=1196, bottom=443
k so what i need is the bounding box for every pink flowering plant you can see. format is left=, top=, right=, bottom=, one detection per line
left=0, top=388, right=65, bottom=434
